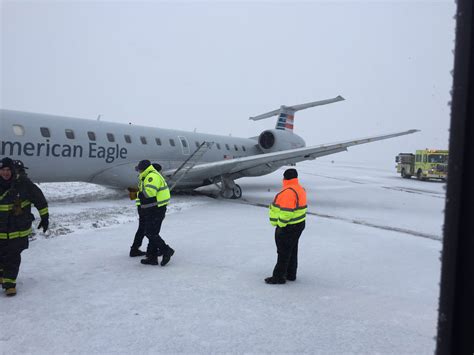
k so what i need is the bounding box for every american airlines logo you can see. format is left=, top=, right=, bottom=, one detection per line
left=1, top=140, right=128, bottom=163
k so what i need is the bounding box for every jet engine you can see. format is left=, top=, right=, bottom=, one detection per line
left=257, top=129, right=306, bottom=153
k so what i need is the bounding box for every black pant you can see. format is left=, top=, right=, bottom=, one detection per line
left=143, top=206, right=171, bottom=258
left=0, top=237, right=29, bottom=289
left=272, top=221, right=305, bottom=280
left=131, top=207, right=146, bottom=250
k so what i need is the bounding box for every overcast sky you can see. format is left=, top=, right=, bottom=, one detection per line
left=1, top=0, right=455, bottom=166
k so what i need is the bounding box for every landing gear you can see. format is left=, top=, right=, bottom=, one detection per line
left=215, top=176, right=242, bottom=199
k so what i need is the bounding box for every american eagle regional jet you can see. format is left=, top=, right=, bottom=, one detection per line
left=0, top=97, right=417, bottom=198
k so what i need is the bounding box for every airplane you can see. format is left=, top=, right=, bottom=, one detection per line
left=0, top=96, right=418, bottom=199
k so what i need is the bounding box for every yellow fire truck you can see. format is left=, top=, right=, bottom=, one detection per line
left=395, top=149, right=448, bottom=181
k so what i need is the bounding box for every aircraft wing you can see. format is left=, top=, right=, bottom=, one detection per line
left=163, top=129, right=419, bottom=182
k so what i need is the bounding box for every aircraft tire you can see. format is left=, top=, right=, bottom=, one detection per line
left=231, top=185, right=242, bottom=199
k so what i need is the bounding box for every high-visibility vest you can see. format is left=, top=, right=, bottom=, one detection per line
left=138, top=165, right=170, bottom=209
left=269, top=178, right=307, bottom=228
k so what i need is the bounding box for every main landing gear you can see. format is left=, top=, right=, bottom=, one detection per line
left=215, top=176, right=242, bottom=199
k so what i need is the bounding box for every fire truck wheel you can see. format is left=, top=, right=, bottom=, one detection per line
left=417, top=169, right=424, bottom=180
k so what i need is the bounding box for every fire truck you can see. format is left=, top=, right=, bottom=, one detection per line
left=395, top=149, right=448, bottom=181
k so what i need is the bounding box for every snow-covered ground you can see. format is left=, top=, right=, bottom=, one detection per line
left=0, top=161, right=444, bottom=354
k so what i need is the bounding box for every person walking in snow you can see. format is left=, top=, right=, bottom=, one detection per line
left=129, top=163, right=163, bottom=258
left=0, top=157, right=49, bottom=296
left=135, top=160, right=174, bottom=266
left=265, top=168, right=307, bottom=284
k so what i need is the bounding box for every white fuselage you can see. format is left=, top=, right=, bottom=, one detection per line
left=0, top=109, right=305, bottom=188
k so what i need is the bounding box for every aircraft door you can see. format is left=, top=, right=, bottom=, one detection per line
left=178, top=136, right=190, bottom=155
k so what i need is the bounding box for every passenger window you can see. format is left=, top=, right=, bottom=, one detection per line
left=242, top=146, right=246, bottom=152
left=12, top=124, right=25, bottom=136
left=140, top=136, right=147, bottom=145
left=225, top=144, right=230, bottom=150
left=155, top=138, right=162, bottom=146
left=40, top=127, right=51, bottom=138
left=88, top=131, right=96, bottom=141
left=234, top=144, right=239, bottom=151
left=124, top=135, right=132, bottom=144
left=180, top=138, right=188, bottom=148
left=216, top=143, right=221, bottom=150
left=107, top=133, right=115, bottom=142
left=169, top=139, right=176, bottom=147
left=65, top=129, right=75, bottom=139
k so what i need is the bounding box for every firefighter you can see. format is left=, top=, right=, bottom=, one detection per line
left=0, top=157, right=49, bottom=296
left=129, top=163, right=163, bottom=258
left=265, top=168, right=307, bottom=284
left=135, top=160, right=174, bottom=266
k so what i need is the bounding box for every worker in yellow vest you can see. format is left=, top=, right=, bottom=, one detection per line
left=135, top=160, right=174, bottom=266
left=265, top=168, right=307, bottom=284
left=129, top=163, right=163, bottom=258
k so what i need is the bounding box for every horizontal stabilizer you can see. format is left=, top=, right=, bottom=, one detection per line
left=249, top=95, right=345, bottom=121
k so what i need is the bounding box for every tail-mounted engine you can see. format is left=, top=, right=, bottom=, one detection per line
left=258, top=129, right=306, bottom=153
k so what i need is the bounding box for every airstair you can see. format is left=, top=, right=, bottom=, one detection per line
left=168, top=141, right=214, bottom=191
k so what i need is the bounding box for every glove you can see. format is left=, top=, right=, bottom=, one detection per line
left=38, top=215, right=49, bottom=233
left=127, top=187, right=138, bottom=200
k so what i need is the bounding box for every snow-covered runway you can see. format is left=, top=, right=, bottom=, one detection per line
left=0, top=161, right=444, bottom=354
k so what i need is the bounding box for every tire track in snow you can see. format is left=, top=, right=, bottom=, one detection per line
left=298, top=171, right=445, bottom=199
left=236, top=199, right=442, bottom=241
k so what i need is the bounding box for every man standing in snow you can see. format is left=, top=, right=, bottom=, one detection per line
left=135, top=160, right=174, bottom=266
left=265, top=168, right=307, bottom=284
left=0, top=157, right=49, bottom=296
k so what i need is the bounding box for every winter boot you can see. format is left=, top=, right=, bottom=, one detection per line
left=5, top=287, right=16, bottom=296
left=160, top=248, right=175, bottom=266
left=129, top=248, right=146, bottom=257
left=140, top=257, right=158, bottom=265
left=264, top=277, right=286, bottom=284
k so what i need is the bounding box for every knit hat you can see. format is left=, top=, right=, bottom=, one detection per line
left=135, top=159, right=151, bottom=172
left=0, top=157, right=14, bottom=170
left=283, top=168, right=298, bottom=180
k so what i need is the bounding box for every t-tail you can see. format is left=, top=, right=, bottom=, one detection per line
left=249, top=95, right=345, bottom=132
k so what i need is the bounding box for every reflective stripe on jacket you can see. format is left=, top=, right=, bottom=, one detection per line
left=138, top=165, right=170, bottom=208
left=0, top=174, right=48, bottom=240
left=269, top=178, right=307, bottom=228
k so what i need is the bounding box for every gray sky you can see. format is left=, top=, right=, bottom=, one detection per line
left=1, top=0, right=455, bottom=167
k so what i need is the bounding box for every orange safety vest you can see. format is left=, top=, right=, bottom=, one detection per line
left=269, top=178, right=307, bottom=228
